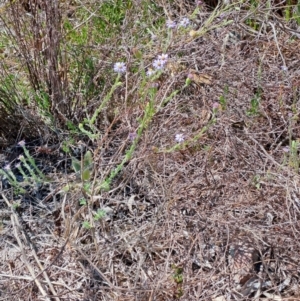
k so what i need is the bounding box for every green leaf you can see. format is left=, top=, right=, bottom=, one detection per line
left=133, top=50, right=142, bottom=59
left=71, top=157, right=81, bottom=173
left=82, top=168, right=91, bottom=181
left=62, top=184, right=71, bottom=192
left=82, top=221, right=91, bottom=229
left=83, top=182, right=91, bottom=191
left=79, top=198, right=87, bottom=205
left=100, top=181, right=110, bottom=192
left=94, top=209, right=106, bottom=221
left=83, top=150, right=93, bottom=170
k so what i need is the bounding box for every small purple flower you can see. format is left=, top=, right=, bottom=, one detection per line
left=283, top=146, right=290, bottom=153
left=175, top=133, right=185, bottom=143
left=113, top=62, right=126, bottom=74
left=217, top=13, right=226, bottom=21
left=15, top=163, right=21, bottom=168
left=188, top=73, right=194, bottom=80
left=153, top=59, right=165, bottom=70
left=197, top=0, right=203, bottom=5
left=4, top=164, right=11, bottom=171
left=18, top=140, right=26, bottom=147
left=146, top=68, right=155, bottom=77
left=179, top=17, right=190, bottom=28
left=166, top=19, right=176, bottom=29
left=150, top=82, right=159, bottom=88
left=150, top=33, right=157, bottom=41
left=212, top=102, right=220, bottom=110
left=128, top=132, right=137, bottom=141
left=281, top=65, right=288, bottom=71
left=157, top=53, right=169, bottom=64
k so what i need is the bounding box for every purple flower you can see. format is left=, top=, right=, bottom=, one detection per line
left=15, top=163, right=21, bottom=168
left=150, top=33, right=157, bottom=41
left=175, top=133, right=185, bottom=143
left=281, top=65, right=288, bottom=71
left=197, top=0, right=203, bottom=5
left=18, top=140, right=26, bottom=147
left=150, top=82, right=159, bottom=88
left=188, top=73, right=194, bottom=80
left=128, top=132, right=137, bottom=141
left=146, top=68, right=155, bottom=77
left=217, top=13, right=226, bottom=21
left=212, top=102, right=220, bottom=110
left=283, top=146, right=290, bottom=153
left=113, top=62, right=126, bottom=74
left=4, top=164, right=11, bottom=171
left=179, top=17, right=190, bottom=28
left=166, top=19, right=176, bottom=29
left=157, top=53, right=168, bottom=64
left=153, top=59, right=165, bottom=70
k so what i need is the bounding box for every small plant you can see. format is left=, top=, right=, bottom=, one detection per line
left=78, top=75, right=123, bottom=141
left=12, top=201, right=21, bottom=210
left=62, top=139, right=75, bottom=154
left=284, top=112, right=300, bottom=172
left=252, top=175, right=261, bottom=190
left=18, top=141, right=45, bottom=180
left=171, top=265, right=184, bottom=298
left=79, top=198, right=87, bottom=206
left=0, top=164, right=25, bottom=194
left=164, top=109, right=217, bottom=154
left=283, top=0, right=300, bottom=24
left=172, top=265, right=183, bottom=284
left=246, top=94, right=260, bottom=116
left=287, top=140, right=300, bottom=172
left=219, top=85, right=228, bottom=110
left=294, top=2, right=300, bottom=25
left=94, top=209, right=106, bottom=221
left=82, top=221, right=92, bottom=229
left=0, top=141, right=45, bottom=194
left=71, top=150, right=94, bottom=182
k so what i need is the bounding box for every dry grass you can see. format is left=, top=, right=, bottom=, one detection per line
left=1, top=0, right=300, bottom=300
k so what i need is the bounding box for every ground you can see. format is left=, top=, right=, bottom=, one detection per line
left=1, top=0, right=300, bottom=300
